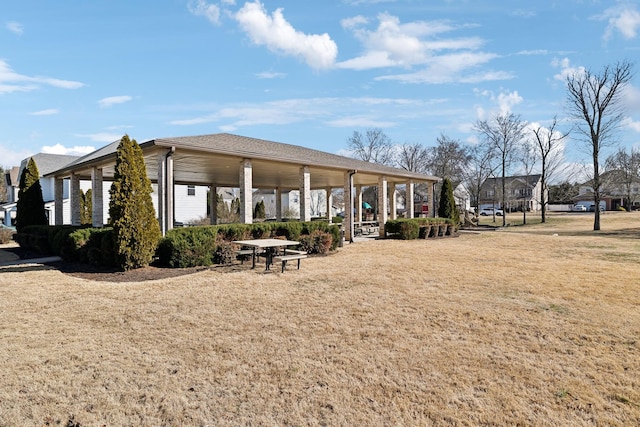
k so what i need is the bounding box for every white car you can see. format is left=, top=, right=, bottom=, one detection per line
left=480, top=207, right=504, bottom=216
left=572, top=204, right=587, bottom=212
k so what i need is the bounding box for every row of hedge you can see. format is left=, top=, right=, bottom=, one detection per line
left=384, top=218, right=457, bottom=240
left=158, top=221, right=341, bottom=268
left=16, top=221, right=342, bottom=269
left=14, top=225, right=117, bottom=266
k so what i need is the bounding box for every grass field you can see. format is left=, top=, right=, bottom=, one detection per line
left=1, top=212, right=639, bottom=426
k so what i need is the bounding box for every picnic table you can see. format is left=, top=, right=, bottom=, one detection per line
left=233, top=238, right=301, bottom=270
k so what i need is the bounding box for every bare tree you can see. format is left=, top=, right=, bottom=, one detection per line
left=396, top=142, right=429, bottom=173
left=460, top=143, right=495, bottom=215
left=566, top=60, right=634, bottom=230
left=531, top=117, right=569, bottom=223
left=475, top=113, right=527, bottom=226
left=310, top=190, right=327, bottom=217
left=605, top=147, right=640, bottom=210
left=346, top=128, right=394, bottom=165
left=518, top=139, right=539, bottom=225
left=426, top=134, right=471, bottom=186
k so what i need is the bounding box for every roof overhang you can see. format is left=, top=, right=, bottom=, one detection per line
left=46, top=133, right=441, bottom=190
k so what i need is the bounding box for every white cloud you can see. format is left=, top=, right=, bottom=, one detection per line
left=6, top=21, right=23, bottom=35
left=256, top=71, right=286, bottom=79
left=34, top=76, right=84, bottom=89
left=325, top=116, right=396, bottom=128
left=75, top=133, right=124, bottom=143
left=0, top=59, right=84, bottom=94
left=622, top=117, right=640, bottom=132
left=339, top=13, right=464, bottom=70
left=517, top=49, right=549, bottom=56
left=98, top=95, right=133, bottom=107
left=341, top=15, right=368, bottom=30
left=474, top=89, right=524, bottom=117
left=234, top=1, right=338, bottom=70
left=596, top=3, right=640, bottom=41
left=0, top=144, right=32, bottom=168
left=29, top=109, right=59, bottom=116
left=188, top=0, right=222, bottom=25
left=41, top=144, right=96, bottom=156
left=497, top=91, right=523, bottom=115
left=338, top=12, right=507, bottom=84
left=623, top=85, right=640, bottom=112
left=552, top=57, right=585, bottom=82
left=375, top=52, right=510, bottom=84
left=169, top=96, right=422, bottom=130
left=344, top=0, right=398, bottom=5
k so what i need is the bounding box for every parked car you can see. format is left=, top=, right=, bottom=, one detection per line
left=572, top=204, right=587, bottom=212
left=480, top=207, right=504, bottom=216
left=588, top=204, right=605, bottom=212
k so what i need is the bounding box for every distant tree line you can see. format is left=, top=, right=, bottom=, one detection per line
left=346, top=60, right=635, bottom=230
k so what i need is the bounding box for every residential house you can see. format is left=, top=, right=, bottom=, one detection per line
left=475, top=174, right=544, bottom=212
left=575, top=170, right=640, bottom=211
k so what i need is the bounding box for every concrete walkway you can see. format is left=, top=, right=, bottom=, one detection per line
left=0, top=243, right=61, bottom=267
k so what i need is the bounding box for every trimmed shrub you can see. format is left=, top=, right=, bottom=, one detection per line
left=157, top=226, right=219, bottom=268
left=385, top=218, right=453, bottom=240
left=156, top=221, right=341, bottom=268
left=15, top=158, right=47, bottom=233
left=108, top=135, right=161, bottom=270
left=299, top=230, right=333, bottom=255
left=399, top=221, right=420, bottom=240
left=0, top=227, right=14, bottom=244
left=213, top=235, right=237, bottom=265
left=438, top=177, right=460, bottom=226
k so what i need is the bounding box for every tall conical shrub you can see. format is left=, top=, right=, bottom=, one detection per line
left=108, top=135, right=161, bottom=270
left=80, top=188, right=92, bottom=225
left=438, top=177, right=460, bottom=225
left=16, top=157, right=47, bottom=232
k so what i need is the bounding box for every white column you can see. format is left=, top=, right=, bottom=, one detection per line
left=428, top=181, right=435, bottom=218
left=70, top=173, right=81, bottom=226
left=406, top=181, right=414, bottom=219
left=157, top=152, right=167, bottom=235
left=54, top=178, right=64, bottom=225
left=377, top=175, right=388, bottom=227
left=239, top=159, right=253, bottom=224
left=210, top=185, right=218, bottom=225
left=299, top=166, right=311, bottom=222
left=91, top=167, right=104, bottom=227
left=390, top=182, right=398, bottom=220
left=356, top=185, right=363, bottom=223
left=325, top=187, right=333, bottom=220
left=275, top=187, right=282, bottom=221
left=344, top=171, right=353, bottom=242
left=166, top=150, right=175, bottom=230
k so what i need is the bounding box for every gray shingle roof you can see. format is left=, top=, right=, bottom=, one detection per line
left=20, top=153, right=80, bottom=177
left=150, top=133, right=439, bottom=181
left=46, top=133, right=440, bottom=183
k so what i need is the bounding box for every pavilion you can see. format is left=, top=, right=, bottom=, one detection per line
left=46, top=133, right=440, bottom=241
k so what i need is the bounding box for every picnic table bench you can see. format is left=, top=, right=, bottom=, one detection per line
left=272, top=249, right=307, bottom=273
left=233, top=239, right=302, bottom=271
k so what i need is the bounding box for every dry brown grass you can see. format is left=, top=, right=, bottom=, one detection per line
left=1, top=212, right=639, bottom=426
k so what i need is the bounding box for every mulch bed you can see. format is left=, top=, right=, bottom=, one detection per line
left=4, top=245, right=213, bottom=282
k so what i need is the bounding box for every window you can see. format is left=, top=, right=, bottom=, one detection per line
left=486, top=190, right=494, bottom=197
left=187, top=185, right=196, bottom=196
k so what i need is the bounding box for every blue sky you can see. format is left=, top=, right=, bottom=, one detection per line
left=2, top=0, right=640, bottom=176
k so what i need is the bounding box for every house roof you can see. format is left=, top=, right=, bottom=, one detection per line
left=482, top=174, right=542, bottom=187
left=19, top=153, right=80, bottom=178
left=47, top=133, right=440, bottom=189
